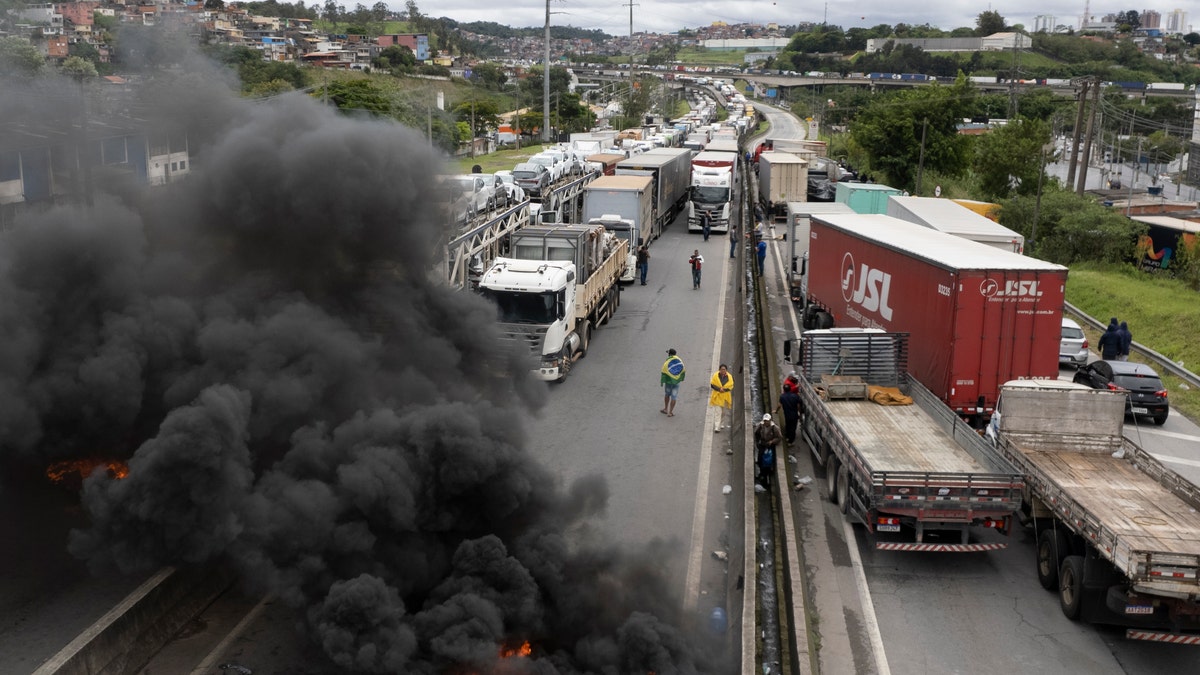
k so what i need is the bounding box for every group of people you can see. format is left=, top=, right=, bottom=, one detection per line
left=659, top=347, right=800, bottom=490
left=631, top=207, right=772, bottom=289
left=1098, top=317, right=1134, bottom=361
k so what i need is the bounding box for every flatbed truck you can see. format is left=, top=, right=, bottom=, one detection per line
left=798, top=329, right=1024, bottom=551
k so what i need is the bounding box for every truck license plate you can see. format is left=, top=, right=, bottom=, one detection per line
left=1125, top=604, right=1154, bottom=615
left=1132, top=406, right=1148, bottom=414
left=876, top=524, right=901, bottom=532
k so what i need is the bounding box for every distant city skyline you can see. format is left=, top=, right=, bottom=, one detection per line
left=401, top=2, right=1193, bottom=39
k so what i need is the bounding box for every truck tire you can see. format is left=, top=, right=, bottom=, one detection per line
left=815, top=311, right=834, bottom=329
left=827, top=458, right=840, bottom=505
left=556, top=348, right=572, bottom=382
left=1059, top=556, right=1085, bottom=620
left=1037, top=528, right=1070, bottom=591
left=837, top=464, right=851, bottom=515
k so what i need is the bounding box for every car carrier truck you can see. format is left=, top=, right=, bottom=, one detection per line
left=986, top=380, right=1200, bottom=643
left=478, top=224, right=627, bottom=382
left=800, top=214, right=1067, bottom=426
left=796, top=329, right=1025, bottom=551
left=582, top=175, right=653, bottom=284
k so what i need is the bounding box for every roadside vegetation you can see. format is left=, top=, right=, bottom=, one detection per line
left=1066, top=263, right=1200, bottom=421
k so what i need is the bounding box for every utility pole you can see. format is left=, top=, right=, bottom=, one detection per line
left=625, top=1, right=638, bottom=109
left=542, top=0, right=551, bottom=143
left=1066, top=79, right=1090, bottom=188
left=1076, top=80, right=1101, bottom=195
left=915, top=117, right=929, bottom=194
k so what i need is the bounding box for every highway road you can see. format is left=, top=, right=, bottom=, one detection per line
left=752, top=101, right=1200, bottom=674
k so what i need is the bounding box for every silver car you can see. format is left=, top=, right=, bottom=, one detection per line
left=1059, top=317, right=1088, bottom=369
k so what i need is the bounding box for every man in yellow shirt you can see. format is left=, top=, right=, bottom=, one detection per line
left=709, top=364, right=734, bottom=432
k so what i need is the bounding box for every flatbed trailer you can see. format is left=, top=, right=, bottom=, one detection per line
left=798, top=329, right=1024, bottom=551
left=988, top=381, right=1200, bottom=642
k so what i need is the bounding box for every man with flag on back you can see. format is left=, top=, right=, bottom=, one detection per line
left=660, top=348, right=686, bottom=417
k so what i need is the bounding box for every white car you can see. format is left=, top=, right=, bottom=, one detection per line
left=1059, top=317, right=1089, bottom=369
left=449, top=174, right=498, bottom=220
left=494, top=170, right=526, bottom=205
left=527, top=153, right=565, bottom=182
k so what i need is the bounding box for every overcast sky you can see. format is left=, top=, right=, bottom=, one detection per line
left=405, top=2, right=1195, bottom=38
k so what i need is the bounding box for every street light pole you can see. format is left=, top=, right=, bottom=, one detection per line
left=542, top=0, right=551, bottom=143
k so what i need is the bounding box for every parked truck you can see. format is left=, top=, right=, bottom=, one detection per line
left=887, top=196, right=1024, bottom=253
left=758, top=151, right=809, bottom=220
left=616, top=148, right=691, bottom=239
left=706, top=137, right=740, bottom=154
left=582, top=175, right=654, bottom=284
left=478, top=224, right=627, bottom=381
left=783, top=201, right=854, bottom=304
left=797, top=329, right=1024, bottom=551
left=687, top=150, right=738, bottom=234
left=986, top=380, right=1200, bottom=642
left=800, top=214, right=1067, bottom=425
left=683, top=132, right=708, bottom=153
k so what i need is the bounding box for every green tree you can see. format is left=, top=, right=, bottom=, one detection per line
left=468, top=61, right=507, bottom=89
left=374, top=45, right=415, bottom=71
left=976, top=10, right=1006, bottom=36
left=848, top=77, right=974, bottom=190
left=973, top=117, right=1053, bottom=200
left=93, top=11, right=118, bottom=31
left=999, top=187, right=1146, bottom=264
left=0, top=36, right=45, bottom=76
left=453, top=98, right=500, bottom=138
left=315, top=79, right=392, bottom=116
left=60, top=55, right=98, bottom=79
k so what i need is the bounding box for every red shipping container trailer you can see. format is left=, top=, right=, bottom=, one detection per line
left=803, top=214, right=1066, bottom=423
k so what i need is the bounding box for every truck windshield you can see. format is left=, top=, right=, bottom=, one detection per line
left=481, top=289, right=558, bottom=324
left=693, top=186, right=730, bottom=203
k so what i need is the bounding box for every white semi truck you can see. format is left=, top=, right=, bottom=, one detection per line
left=687, top=150, right=738, bottom=234
left=479, top=224, right=627, bottom=382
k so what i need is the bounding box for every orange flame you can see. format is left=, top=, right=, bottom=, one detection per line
left=46, top=459, right=130, bottom=485
left=498, top=640, right=532, bottom=658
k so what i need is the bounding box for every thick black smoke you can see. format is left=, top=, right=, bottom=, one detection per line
left=0, top=65, right=727, bottom=672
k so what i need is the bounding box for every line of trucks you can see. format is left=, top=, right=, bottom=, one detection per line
left=477, top=147, right=692, bottom=382
left=785, top=213, right=1200, bottom=642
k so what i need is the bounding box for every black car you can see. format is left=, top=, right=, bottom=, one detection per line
left=1072, top=360, right=1169, bottom=425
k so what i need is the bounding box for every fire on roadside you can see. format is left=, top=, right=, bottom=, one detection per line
left=498, top=640, right=532, bottom=658
left=45, top=459, right=130, bottom=489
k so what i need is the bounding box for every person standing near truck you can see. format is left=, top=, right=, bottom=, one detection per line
left=755, top=238, right=767, bottom=276
left=778, top=386, right=801, bottom=445
left=636, top=244, right=650, bottom=286
left=754, top=414, right=782, bottom=487
left=689, top=250, right=704, bottom=289
left=729, top=224, right=738, bottom=259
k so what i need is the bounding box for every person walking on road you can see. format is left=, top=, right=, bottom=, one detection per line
left=754, top=414, right=782, bottom=488
left=701, top=212, right=712, bottom=241
left=1098, top=317, right=1121, bottom=360
left=729, top=224, right=738, bottom=259
left=689, top=250, right=704, bottom=289
left=755, top=238, right=767, bottom=276
left=660, top=348, right=686, bottom=417
left=778, top=385, right=801, bottom=445
left=709, top=364, right=734, bottom=433
left=636, top=244, right=650, bottom=286
left=1118, top=321, right=1133, bottom=361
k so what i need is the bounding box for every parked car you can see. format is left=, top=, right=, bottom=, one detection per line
left=512, top=162, right=550, bottom=196
left=450, top=174, right=498, bottom=219
left=1072, top=360, right=1169, bottom=425
left=494, top=170, right=526, bottom=205
left=1059, top=317, right=1088, bottom=369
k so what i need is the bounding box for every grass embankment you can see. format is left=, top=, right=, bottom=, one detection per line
left=1065, top=262, right=1200, bottom=421
left=446, top=145, right=564, bottom=174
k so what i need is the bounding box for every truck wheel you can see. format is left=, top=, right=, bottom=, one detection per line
left=1059, top=556, right=1085, bottom=620
left=827, top=458, right=840, bottom=505
left=1037, top=528, right=1070, bottom=590
left=836, top=465, right=851, bottom=515
left=556, top=349, right=572, bottom=382
left=815, top=311, right=834, bottom=329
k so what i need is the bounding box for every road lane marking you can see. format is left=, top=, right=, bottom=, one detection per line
left=683, top=241, right=732, bottom=610
left=1127, top=427, right=1200, bottom=443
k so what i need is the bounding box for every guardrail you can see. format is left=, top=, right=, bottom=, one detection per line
left=1063, top=300, right=1200, bottom=389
